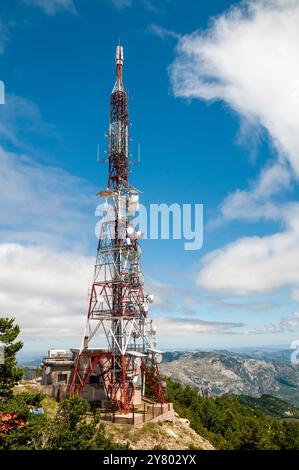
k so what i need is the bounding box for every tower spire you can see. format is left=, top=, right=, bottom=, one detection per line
left=115, top=45, right=123, bottom=90
left=109, top=44, right=128, bottom=189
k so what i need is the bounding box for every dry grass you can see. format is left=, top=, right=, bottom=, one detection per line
left=105, top=416, right=214, bottom=450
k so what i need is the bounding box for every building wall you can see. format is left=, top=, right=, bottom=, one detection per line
left=40, top=384, right=68, bottom=401
left=42, top=364, right=72, bottom=386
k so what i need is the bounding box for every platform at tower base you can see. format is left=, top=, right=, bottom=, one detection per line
left=101, top=402, right=174, bottom=427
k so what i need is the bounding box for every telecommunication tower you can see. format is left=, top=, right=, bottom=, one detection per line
left=70, top=46, right=166, bottom=414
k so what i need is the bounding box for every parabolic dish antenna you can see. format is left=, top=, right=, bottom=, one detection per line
left=154, top=353, right=163, bottom=364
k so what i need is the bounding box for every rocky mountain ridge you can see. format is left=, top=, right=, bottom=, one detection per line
left=160, top=350, right=299, bottom=406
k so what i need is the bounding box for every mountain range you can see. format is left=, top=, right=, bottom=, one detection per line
left=160, top=350, right=299, bottom=406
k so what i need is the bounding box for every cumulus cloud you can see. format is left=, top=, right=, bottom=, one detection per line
left=155, top=316, right=244, bottom=336
left=23, top=0, right=77, bottom=15
left=0, top=145, right=95, bottom=250
left=0, top=94, right=55, bottom=148
left=198, top=203, right=299, bottom=295
left=0, top=88, right=100, bottom=347
left=219, top=160, right=292, bottom=223
left=0, top=243, right=92, bottom=341
left=247, top=311, right=299, bottom=334
left=0, top=241, right=243, bottom=345
left=171, top=0, right=299, bottom=176
left=170, top=0, right=299, bottom=297
left=0, top=144, right=97, bottom=344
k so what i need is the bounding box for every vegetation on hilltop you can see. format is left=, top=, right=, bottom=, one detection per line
left=236, top=394, right=299, bottom=420
left=0, top=317, right=127, bottom=450
left=166, top=378, right=299, bottom=450
left=0, top=392, right=129, bottom=450
left=0, top=318, right=23, bottom=399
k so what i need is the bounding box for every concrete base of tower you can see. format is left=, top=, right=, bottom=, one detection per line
left=78, top=386, right=142, bottom=405
left=102, top=402, right=174, bottom=427
left=146, top=402, right=170, bottom=418
left=113, top=412, right=144, bottom=425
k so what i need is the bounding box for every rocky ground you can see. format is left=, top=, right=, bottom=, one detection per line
left=106, top=414, right=214, bottom=450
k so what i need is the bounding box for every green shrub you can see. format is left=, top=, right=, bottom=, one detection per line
left=165, top=378, right=299, bottom=450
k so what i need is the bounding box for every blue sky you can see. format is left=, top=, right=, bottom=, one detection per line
left=1, top=0, right=299, bottom=356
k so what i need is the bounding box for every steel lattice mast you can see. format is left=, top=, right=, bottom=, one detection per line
left=70, top=46, right=165, bottom=414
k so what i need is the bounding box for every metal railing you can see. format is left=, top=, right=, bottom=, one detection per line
left=107, top=401, right=171, bottom=425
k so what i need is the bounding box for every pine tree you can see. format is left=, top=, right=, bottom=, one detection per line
left=0, top=318, right=23, bottom=399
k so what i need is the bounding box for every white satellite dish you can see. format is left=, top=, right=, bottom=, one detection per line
left=154, top=353, right=163, bottom=364
left=127, top=226, right=135, bottom=236
left=45, top=366, right=51, bottom=375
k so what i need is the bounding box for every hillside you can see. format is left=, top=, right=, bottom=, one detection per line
left=236, top=394, right=299, bottom=420
left=10, top=381, right=214, bottom=450
left=7, top=379, right=299, bottom=450
left=166, top=379, right=299, bottom=450
left=236, top=348, right=293, bottom=364
left=161, top=351, right=299, bottom=405
left=106, top=416, right=214, bottom=450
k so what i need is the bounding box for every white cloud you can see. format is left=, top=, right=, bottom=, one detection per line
left=0, top=243, right=92, bottom=341
left=170, top=0, right=299, bottom=297
left=149, top=23, right=180, bottom=40
left=155, top=316, right=244, bottom=337
left=0, top=94, right=54, bottom=148
left=0, top=242, right=242, bottom=345
left=0, top=145, right=95, bottom=250
left=24, top=0, right=77, bottom=16
left=198, top=203, right=299, bottom=295
left=247, top=311, right=299, bottom=334
left=171, top=0, right=299, bottom=177
left=0, top=2, right=75, bottom=56
left=0, top=90, right=99, bottom=347
left=219, top=160, right=291, bottom=223
left=0, top=143, right=97, bottom=345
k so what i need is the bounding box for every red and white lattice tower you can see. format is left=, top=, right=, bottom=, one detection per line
left=70, top=46, right=165, bottom=414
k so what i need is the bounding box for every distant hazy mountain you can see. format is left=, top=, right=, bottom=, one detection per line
left=160, top=350, right=299, bottom=406
left=229, top=348, right=294, bottom=364
left=17, top=356, right=43, bottom=366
